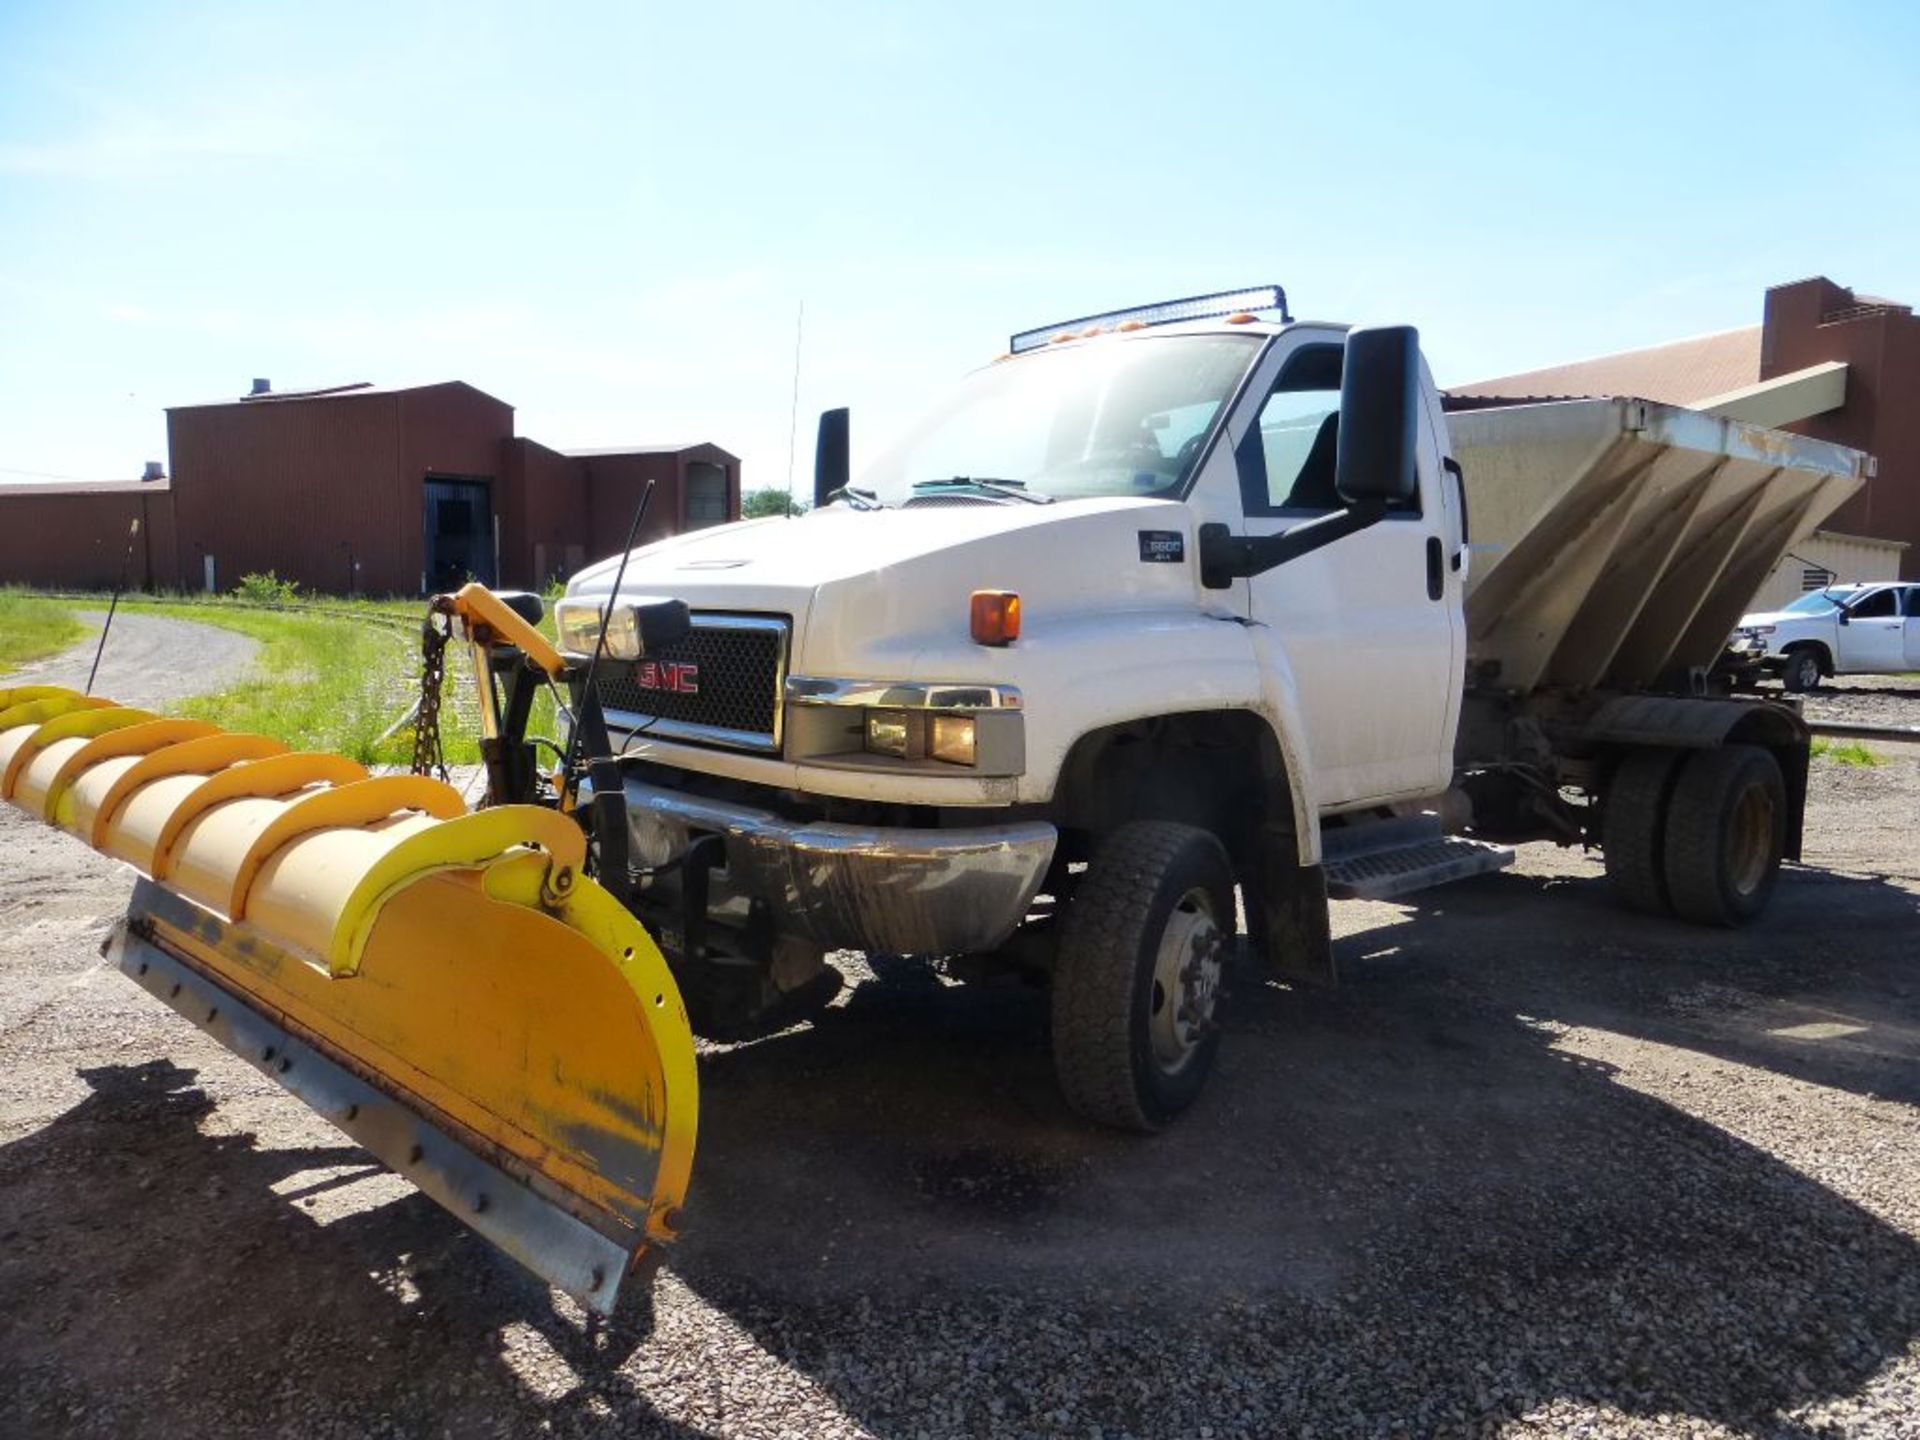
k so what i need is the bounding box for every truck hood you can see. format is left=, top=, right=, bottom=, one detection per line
left=570, top=498, right=1154, bottom=595
left=1737, top=608, right=1834, bottom=628
left=566, top=495, right=1209, bottom=678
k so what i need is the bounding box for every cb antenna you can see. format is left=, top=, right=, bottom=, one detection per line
left=86, top=517, right=142, bottom=695
left=563, top=479, right=655, bottom=795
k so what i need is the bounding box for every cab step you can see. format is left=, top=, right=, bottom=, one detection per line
left=1322, top=815, right=1514, bottom=901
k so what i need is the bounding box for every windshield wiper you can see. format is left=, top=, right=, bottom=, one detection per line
left=826, top=484, right=885, bottom=511
left=911, top=476, right=1052, bottom=504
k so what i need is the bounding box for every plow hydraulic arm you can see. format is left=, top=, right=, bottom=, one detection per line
left=0, top=599, right=698, bottom=1315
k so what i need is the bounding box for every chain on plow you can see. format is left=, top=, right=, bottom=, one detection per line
left=411, top=613, right=452, bottom=782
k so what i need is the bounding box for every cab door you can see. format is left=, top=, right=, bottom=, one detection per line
left=1233, top=335, right=1462, bottom=808
left=1840, top=586, right=1906, bottom=672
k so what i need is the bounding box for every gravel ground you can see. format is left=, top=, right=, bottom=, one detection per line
left=1795, top=674, right=1920, bottom=735
left=0, top=680, right=1916, bottom=1438
left=6, top=610, right=259, bottom=708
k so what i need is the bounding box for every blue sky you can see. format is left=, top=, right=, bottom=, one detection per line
left=3, top=0, right=1917, bottom=493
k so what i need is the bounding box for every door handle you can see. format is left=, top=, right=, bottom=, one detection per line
left=1426, top=536, right=1444, bottom=601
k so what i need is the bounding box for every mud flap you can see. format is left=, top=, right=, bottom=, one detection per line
left=2, top=687, right=697, bottom=1314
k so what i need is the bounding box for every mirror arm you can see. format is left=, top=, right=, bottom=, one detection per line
left=1199, top=500, right=1389, bottom=589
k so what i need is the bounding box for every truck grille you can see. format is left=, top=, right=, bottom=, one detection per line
left=596, top=614, right=789, bottom=753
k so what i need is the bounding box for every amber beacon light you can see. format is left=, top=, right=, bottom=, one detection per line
left=970, top=590, right=1021, bottom=646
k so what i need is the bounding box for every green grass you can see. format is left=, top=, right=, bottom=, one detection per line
left=110, top=595, right=562, bottom=768
left=1811, top=737, right=1883, bottom=767
left=0, top=589, right=90, bottom=675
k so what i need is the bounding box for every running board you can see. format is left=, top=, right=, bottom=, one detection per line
left=1322, top=816, right=1514, bottom=901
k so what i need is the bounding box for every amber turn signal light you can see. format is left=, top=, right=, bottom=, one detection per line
left=970, top=590, right=1020, bottom=646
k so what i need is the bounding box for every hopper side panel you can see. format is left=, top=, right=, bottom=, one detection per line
left=1664, top=477, right=1841, bottom=679
left=1607, top=474, right=1775, bottom=685
left=1462, top=438, right=1651, bottom=692
left=1544, top=451, right=1729, bottom=691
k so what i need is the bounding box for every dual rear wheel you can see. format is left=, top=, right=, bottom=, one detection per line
left=1602, top=743, right=1786, bottom=926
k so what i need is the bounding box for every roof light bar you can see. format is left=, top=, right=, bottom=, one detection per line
left=1009, top=285, right=1290, bottom=354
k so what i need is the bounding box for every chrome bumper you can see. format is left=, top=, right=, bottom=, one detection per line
left=622, top=779, right=1057, bottom=956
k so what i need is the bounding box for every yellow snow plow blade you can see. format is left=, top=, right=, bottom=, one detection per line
left=0, top=686, right=696, bottom=1314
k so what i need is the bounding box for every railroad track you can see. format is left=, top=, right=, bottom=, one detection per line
left=41, top=591, right=426, bottom=635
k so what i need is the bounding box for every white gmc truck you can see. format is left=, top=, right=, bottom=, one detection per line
left=555, top=286, right=1866, bottom=1131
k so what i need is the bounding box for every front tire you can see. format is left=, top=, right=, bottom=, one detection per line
left=1782, top=647, right=1824, bottom=693
left=1051, top=821, right=1234, bottom=1132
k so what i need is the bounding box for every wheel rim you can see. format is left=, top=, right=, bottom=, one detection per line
left=1148, top=887, right=1223, bottom=1074
left=1727, top=783, right=1775, bottom=896
left=1794, top=654, right=1818, bottom=687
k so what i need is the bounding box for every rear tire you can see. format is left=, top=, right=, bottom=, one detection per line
left=1602, top=748, right=1682, bottom=916
left=1051, top=821, right=1234, bottom=1132
left=1662, top=744, right=1786, bottom=927
left=1782, top=647, right=1824, bottom=693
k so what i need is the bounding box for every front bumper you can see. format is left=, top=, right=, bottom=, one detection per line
left=1720, top=634, right=1770, bottom=674
left=623, top=779, right=1057, bottom=955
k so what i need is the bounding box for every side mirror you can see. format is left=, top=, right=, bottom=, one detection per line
left=813, top=407, right=850, bottom=508
left=1335, top=326, right=1421, bottom=507
left=1836, top=607, right=1850, bottom=626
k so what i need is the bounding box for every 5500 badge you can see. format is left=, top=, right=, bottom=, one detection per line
left=1138, top=530, right=1185, bottom=564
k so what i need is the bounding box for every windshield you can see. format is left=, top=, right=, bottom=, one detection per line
left=1781, top=589, right=1853, bottom=614
left=854, top=333, right=1262, bottom=507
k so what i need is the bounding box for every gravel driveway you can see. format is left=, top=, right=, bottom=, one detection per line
left=1, top=684, right=1915, bottom=1438
left=5, top=609, right=258, bottom=709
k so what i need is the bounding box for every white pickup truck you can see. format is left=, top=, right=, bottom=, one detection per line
left=555, top=287, right=1865, bottom=1131
left=1733, top=582, right=1920, bottom=691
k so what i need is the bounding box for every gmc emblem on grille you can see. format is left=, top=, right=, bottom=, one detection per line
left=633, top=660, right=699, bottom=695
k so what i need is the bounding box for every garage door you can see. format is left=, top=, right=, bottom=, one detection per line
left=685, top=463, right=728, bottom=528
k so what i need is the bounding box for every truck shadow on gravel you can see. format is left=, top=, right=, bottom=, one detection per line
left=4, top=851, right=1918, bottom=1438
left=650, top=857, right=1920, bottom=1437
left=1374, top=860, right=1920, bottom=1105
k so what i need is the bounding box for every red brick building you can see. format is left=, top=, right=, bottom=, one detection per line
left=1453, top=276, right=1920, bottom=580
left=0, top=380, right=739, bottom=595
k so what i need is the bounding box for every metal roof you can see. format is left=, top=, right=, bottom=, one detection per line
left=1448, top=326, right=1762, bottom=408
left=168, top=379, right=510, bottom=411
left=0, top=478, right=171, bottom=497
left=560, top=444, right=727, bottom=458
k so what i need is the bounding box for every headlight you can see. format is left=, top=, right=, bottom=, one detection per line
left=928, top=714, right=976, bottom=765
left=862, top=709, right=977, bottom=766
left=553, top=598, right=689, bottom=661
left=1749, top=624, right=1775, bottom=636
left=865, top=709, right=914, bottom=758
left=554, top=599, right=612, bottom=658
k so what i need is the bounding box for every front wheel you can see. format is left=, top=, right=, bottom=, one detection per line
left=1781, top=648, right=1823, bottom=693
left=1050, top=821, right=1235, bottom=1132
